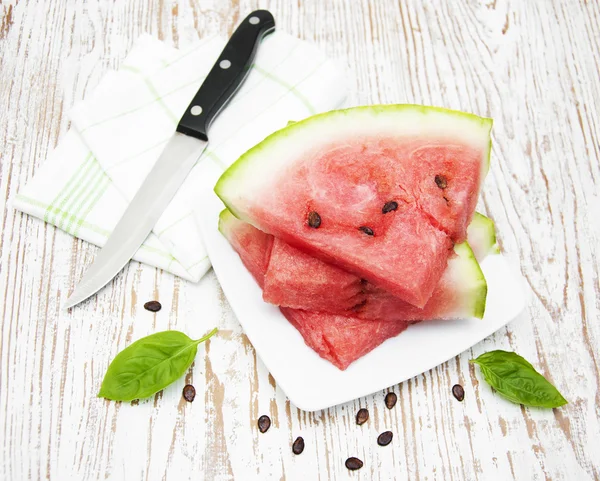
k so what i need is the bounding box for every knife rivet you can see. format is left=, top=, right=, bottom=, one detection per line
left=219, top=59, right=231, bottom=69
left=249, top=16, right=260, bottom=25
left=190, top=105, right=202, bottom=116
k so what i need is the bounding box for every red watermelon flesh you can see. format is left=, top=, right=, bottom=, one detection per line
left=280, top=308, right=410, bottom=370
left=216, top=107, right=492, bottom=307
left=253, top=196, right=452, bottom=308
left=407, top=143, right=482, bottom=241
left=264, top=227, right=487, bottom=321
left=219, top=209, right=411, bottom=370
left=218, top=209, right=272, bottom=289
left=263, top=237, right=366, bottom=312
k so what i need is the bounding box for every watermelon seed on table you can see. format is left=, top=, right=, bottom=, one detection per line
left=452, top=384, right=465, bottom=401
left=382, top=200, right=399, bottom=213
left=345, top=457, right=364, bottom=470
left=377, top=431, right=394, bottom=446
left=292, top=437, right=305, bottom=455
left=385, top=392, right=398, bottom=409
left=143, top=300, right=162, bottom=312
left=307, top=211, right=321, bottom=228
left=356, top=408, right=369, bottom=425
left=435, top=174, right=448, bottom=189
left=182, top=384, right=196, bottom=402
left=358, top=226, right=374, bottom=236
left=257, top=415, right=271, bottom=433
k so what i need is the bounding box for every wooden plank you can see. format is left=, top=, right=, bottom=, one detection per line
left=0, top=0, right=598, bottom=479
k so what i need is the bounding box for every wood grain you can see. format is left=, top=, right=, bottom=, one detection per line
left=1, top=0, right=599, bottom=479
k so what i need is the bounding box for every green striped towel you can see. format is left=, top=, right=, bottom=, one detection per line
left=14, top=34, right=347, bottom=282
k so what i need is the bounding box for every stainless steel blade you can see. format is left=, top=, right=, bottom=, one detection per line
left=64, top=133, right=207, bottom=308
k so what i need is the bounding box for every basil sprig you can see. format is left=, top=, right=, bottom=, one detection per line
left=470, top=350, right=567, bottom=408
left=99, top=328, right=217, bottom=401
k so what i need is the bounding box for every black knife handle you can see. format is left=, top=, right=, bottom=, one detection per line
left=176, top=10, right=275, bottom=141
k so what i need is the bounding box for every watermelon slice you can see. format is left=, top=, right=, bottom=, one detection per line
left=261, top=218, right=489, bottom=320
left=220, top=208, right=495, bottom=322
left=218, top=209, right=497, bottom=369
left=219, top=209, right=411, bottom=370
left=216, top=105, right=492, bottom=307
left=263, top=212, right=493, bottom=321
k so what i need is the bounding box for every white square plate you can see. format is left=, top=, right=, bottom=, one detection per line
left=199, top=192, right=528, bottom=411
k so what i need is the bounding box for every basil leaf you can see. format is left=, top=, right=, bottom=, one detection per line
left=470, top=350, right=567, bottom=408
left=98, top=328, right=217, bottom=401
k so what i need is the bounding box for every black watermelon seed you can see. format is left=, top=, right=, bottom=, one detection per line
left=382, top=201, right=399, bottom=214
left=356, top=408, right=369, bottom=425
left=358, top=226, right=374, bottom=236
left=182, top=384, right=196, bottom=402
left=144, top=300, right=162, bottom=312
left=385, top=392, right=397, bottom=409
left=452, top=384, right=465, bottom=402
left=258, top=415, right=271, bottom=433
left=377, top=431, right=393, bottom=446
left=345, top=457, right=364, bottom=470
left=292, top=436, right=305, bottom=454
left=307, top=211, right=321, bottom=228
left=435, top=174, right=448, bottom=189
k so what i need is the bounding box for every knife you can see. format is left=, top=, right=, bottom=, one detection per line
left=64, top=10, right=275, bottom=309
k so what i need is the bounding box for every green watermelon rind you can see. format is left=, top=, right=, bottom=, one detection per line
left=451, top=241, right=487, bottom=319
left=215, top=104, right=493, bottom=221
left=467, top=212, right=500, bottom=260
left=218, top=208, right=236, bottom=238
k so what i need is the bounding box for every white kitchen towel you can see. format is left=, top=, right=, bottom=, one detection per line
left=14, top=33, right=347, bottom=281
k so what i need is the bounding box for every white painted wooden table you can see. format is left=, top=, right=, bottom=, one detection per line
left=1, top=1, right=599, bottom=479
